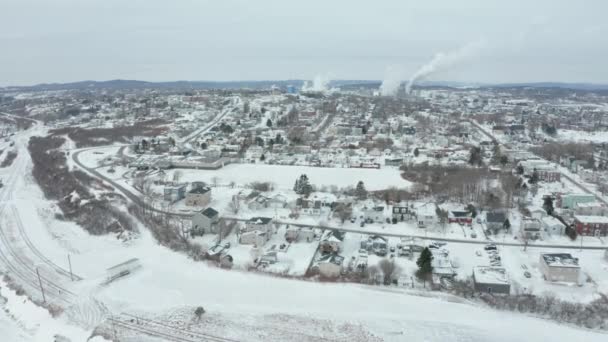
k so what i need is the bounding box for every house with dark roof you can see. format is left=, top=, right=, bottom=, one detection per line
left=191, top=207, right=220, bottom=235
left=486, top=211, right=507, bottom=233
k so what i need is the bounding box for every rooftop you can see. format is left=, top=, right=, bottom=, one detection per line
left=473, top=266, right=510, bottom=285
left=249, top=216, right=273, bottom=225
left=201, top=207, right=219, bottom=218
left=574, top=215, right=608, bottom=224
left=189, top=186, right=211, bottom=194
left=541, top=253, right=580, bottom=268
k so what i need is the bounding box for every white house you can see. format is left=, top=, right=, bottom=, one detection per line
left=239, top=230, right=269, bottom=246
left=191, top=207, right=220, bottom=235
left=363, top=206, right=385, bottom=223
left=541, top=216, right=565, bottom=236
left=521, top=217, right=542, bottom=240
left=317, top=253, right=344, bottom=278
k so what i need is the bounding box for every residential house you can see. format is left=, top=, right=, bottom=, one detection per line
left=244, top=217, right=274, bottom=234
left=541, top=216, right=566, bottom=236
left=558, top=193, right=596, bottom=209
left=285, top=226, right=299, bottom=242
left=320, top=230, right=345, bottom=253
left=247, top=195, right=269, bottom=210
left=317, top=253, right=344, bottom=278
left=486, top=211, right=508, bottom=234
left=573, top=215, right=608, bottom=237
left=245, top=145, right=264, bottom=160
left=191, top=207, right=220, bottom=235
left=185, top=186, right=212, bottom=207
left=363, top=206, right=385, bottom=223
left=416, top=203, right=437, bottom=228
left=299, top=228, right=315, bottom=243
left=163, top=184, right=187, bottom=203
left=574, top=202, right=608, bottom=216
left=267, top=194, right=288, bottom=209
left=431, top=250, right=456, bottom=279
left=539, top=253, right=581, bottom=283
left=240, top=230, right=269, bottom=246
left=392, top=205, right=414, bottom=222
left=297, top=195, right=334, bottom=217
left=521, top=217, right=542, bottom=240
left=448, top=211, right=472, bottom=225
left=472, top=267, right=511, bottom=294
left=361, top=235, right=388, bottom=256
left=384, top=158, right=404, bottom=167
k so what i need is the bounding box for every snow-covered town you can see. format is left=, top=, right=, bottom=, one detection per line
left=1, top=77, right=608, bottom=341
left=2, top=1, right=608, bottom=341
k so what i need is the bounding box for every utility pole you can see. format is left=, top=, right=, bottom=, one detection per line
left=67, top=254, right=74, bottom=281
left=36, top=268, right=46, bottom=303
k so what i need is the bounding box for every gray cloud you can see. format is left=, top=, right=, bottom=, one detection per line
left=1, top=0, right=607, bottom=86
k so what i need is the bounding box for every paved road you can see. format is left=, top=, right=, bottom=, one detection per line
left=181, top=106, right=233, bottom=144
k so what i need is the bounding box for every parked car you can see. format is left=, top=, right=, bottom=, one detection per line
left=524, top=271, right=532, bottom=278
left=484, top=244, right=497, bottom=251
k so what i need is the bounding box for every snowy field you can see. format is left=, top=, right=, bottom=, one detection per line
left=558, top=130, right=608, bottom=143
left=172, top=163, right=410, bottom=191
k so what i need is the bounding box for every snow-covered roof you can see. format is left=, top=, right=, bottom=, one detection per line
left=541, top=253, right=580, bottom=268
left=473, top=266, right=509, bottom=285
left=574, top=215, right=608, bottom=224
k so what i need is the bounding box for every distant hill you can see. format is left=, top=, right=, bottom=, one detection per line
left=2, top=79, right=608, bottom=92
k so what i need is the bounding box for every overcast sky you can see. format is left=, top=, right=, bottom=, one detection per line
left=1, top=0, right=607, bottom=86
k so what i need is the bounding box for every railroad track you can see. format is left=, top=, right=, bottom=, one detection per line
left=11, top=205, right=83, bottom=281
left=0, top=146, right=74, bottom=304
left=113, top=313, right=241, bottom=342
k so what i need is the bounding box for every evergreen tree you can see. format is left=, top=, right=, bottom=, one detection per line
left=516, top=165, right=524, bottom=175
left=355, top=181, right=367, bottom=200
left=294, top=174, right=312, bottom=196
left=260, top=154, right=266, bottom=161
left=266, top=118, right=273, bottom=128
left=468, top=146, right=483, bottom=166
left=413, top=148, right=420, bottom=157
left=299, top=174, right=313, bottom=196
left=503, top=218, right=511, bottom=230
left=529, top=168, right=539, bottom=184
left=416, top=247, right=433, bottom=280
left=543, top=197, right=554, bottom=215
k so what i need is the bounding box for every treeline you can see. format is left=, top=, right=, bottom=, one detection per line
left=28, top=135, right=135, bottom=235
left=450, top=281, right=608, bottom=330
left=0, top=151, right=17, bottom=167
left=400, top=164, right=522, bottom=207
left=530, top=142, right=594, bottom=163
left=51, top=118, right=168, bottom=147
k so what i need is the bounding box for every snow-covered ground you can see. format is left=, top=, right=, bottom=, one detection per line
left=558, top=129, right=608, bottom=143
left=2, top=125, right=608, bottom=340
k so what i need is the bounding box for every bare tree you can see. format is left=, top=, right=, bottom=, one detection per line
left=173, top=170, right=183, bottom=184
left=228, top=195, right=240, bottom=214
left=378, top=258, right=400, bottom=285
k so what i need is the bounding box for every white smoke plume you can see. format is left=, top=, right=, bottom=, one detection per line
left=405, top=40, right=484, bottom=94
left=302, top=74, right=331, bottom=92
left=379, top=65, right=405, bottom=96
